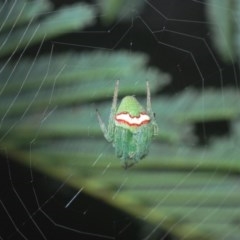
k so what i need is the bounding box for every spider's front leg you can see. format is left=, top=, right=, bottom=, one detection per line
left=146, top=81, right=158, bottom=136
left=107, top=80, right=119, bottom=140
left=96, top=80, right=119, bottom=142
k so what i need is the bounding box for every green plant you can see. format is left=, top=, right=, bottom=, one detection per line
left=1, top=1, right=240, bottom=240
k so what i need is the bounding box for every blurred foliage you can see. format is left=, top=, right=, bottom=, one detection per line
left=97, top=0, right=145, bottom=24
left=206, top=0, right=240, bottom=62
left=1, top=1, right=240, bottom=240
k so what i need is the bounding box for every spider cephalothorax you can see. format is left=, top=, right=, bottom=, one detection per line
left=96, top=80, right=158, bottom=168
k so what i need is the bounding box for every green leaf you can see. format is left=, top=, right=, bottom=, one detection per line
left=7, top=135, right=240, bottom=240
left=0, top=0, right=52, bottom=31
left=206, top=0, right=236, bottom=62
left=0, top=51, right=170, bottom=119
left=153, top=88, right=240, bottom=122
left=98, top=0, right=145, bottom=24
left=0, top=2, right=96, bottom=57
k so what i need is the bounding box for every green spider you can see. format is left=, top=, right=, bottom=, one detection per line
left=96, top=80, right=158, bottom=168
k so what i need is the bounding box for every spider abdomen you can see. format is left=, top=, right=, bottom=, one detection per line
left=113, top=123, right=154, bottom=168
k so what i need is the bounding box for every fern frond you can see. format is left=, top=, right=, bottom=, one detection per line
left=0, top=2, right=96, bottom=57
left=206, top=0, right=236, bottom=62
left=1, top=1, right=240, bottom=240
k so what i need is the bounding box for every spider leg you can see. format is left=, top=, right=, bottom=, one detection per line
left=96, top=80, right=119, bottom=142
left=146, top=81, right=153, bottom=115
left=153, top=121, right=159, bottom=136
left=146, top=81, right=158, bottom=136
left=107, top=80, right=119, bottom=139
left=96, top=109, right=112, bottom=142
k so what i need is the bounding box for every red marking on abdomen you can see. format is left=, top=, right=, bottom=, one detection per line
left=115, top=112, right=150, bottom=127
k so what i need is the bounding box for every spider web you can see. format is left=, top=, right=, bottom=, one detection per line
left=1, top=0, right=239, bottom=240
